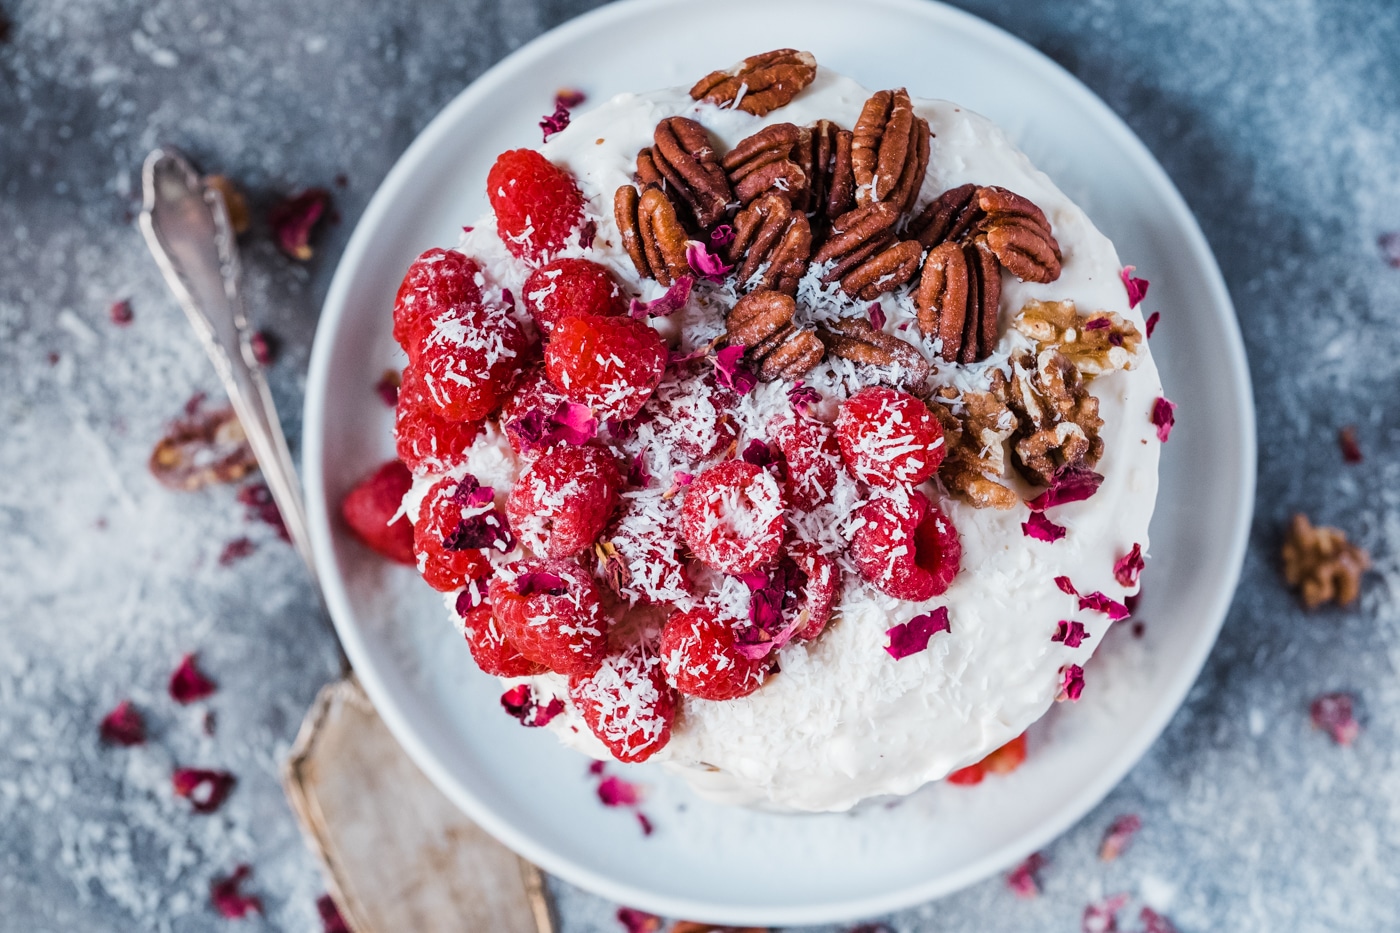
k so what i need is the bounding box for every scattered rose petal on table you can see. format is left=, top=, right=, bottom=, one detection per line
left=1006, top=851, right=1046, bottom=898
left=1338, top=425, right=1363, bottom=463
left=169, top=654, right=216, bottom=704
left=172, top=767, right=237, bottom=814
left=210, top=865, right=262, bottom=919
left=99, top=700, right=146, bottom=746
left=1310, top=692, right=1360, bottom=745
left=1099, top=813, right=1143, bottom=861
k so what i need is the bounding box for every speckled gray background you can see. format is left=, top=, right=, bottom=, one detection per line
left=3, top=0, right=1399, bottom=930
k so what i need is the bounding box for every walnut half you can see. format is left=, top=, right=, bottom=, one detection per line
left=1013, top=299, right=1141, bottom=377
left=1281, top=514, right=1370, bottom=609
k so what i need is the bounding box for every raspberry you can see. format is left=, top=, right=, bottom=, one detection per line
left=395, top=366, right=483, bottom=473
left=490, top=560, right=609, bottom=676
left=414, top=475, right=507, bottom=592
left=643, top=369, right=740, bottom=462
left=850, top=489, right=961, bottom=600
left=487, top=149, right=585, bottom=263
left=773, top=416, right=845, bottom=511
left=545, top=314, right=667, bottom=422
left=392, top=249, right=483, bottom=360
left=460, top=600, right=546, bottom=678
left=522, top=258, right=627, bottom=336
left=500, top=366, right=571, bottom=453
left=604, top=494, right=693, bottom=607
left=679, top=461, right=785, bottom=575
left=507, top=445, right=621, bottom=558
left=789, top=540, right=838, bottom=640
left=339, top=460, right=416, bottom=564
left=660, top=607, right=766, bottom=701
left=569, top=648, right=676, bottom=763
left=835, top=386, right=947, bottom=487
left=417, top=304, right=528, bottom=422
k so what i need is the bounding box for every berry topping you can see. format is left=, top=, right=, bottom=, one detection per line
left=490, top=560, right=609, bottom=676
left=835, top=386, right=946, bottom=487
left=789, top=540, right=838, bottom=640
left=851, top=489, right=962, bottom=600
left=460, top=600, right=547, bottom=678
left=413, top=475, right=505, bottom=592
left=679, top=461, right=785, bottom=576
left=523, top=258, right=627, bottom=336
left=339, top=459, right=416, bottom=564
left=507, top=445, right=621, bottom=559
left=660, top=606, right=767, bottom=701
left=392, top=248, right=483, bottom=359
left=602, top=493, right=693, bottom=607
left=545, top=314, right=667, bottom=422
left=394, top=367, right=484, bottom=474
left=569, top=648, right=677, bottom=762
left=642, top=369, right=740, bottom=462
left=773, top=416, right=845, bottom=511
left=487, top=149, right=585, bottom=263
left=417, top=304, right=528, bottom=422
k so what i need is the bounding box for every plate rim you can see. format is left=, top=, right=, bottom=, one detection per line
left=302, top=0, right=1257, bottom=923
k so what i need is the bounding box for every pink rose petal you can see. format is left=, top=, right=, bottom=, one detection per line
left=741, top=438, right=774, bottom=467
left=211, top=865, right=262, bottom=919
left=539, top=101, right=572, bottom=140
left=219, top=536, right=256, bottom=566
left=867, top=302, right=886, bottom=331
left=685, top=240, right=732, bottom=282
left=1114, top=543, right=1144, bottom=588
left=1006, top=852, right=1046, bottom=899
left=1057, top=664, right=1085, bottom=702
left=1027, top=467, right=1104, bottom=511
left=173, top=767, right=237, bottom=814
left=885, top=607, right=951, bottom=660
left=269, top=189, right=330, bottom=261
left=597, top=774, right=641, bottom=807
left=579, top=218, right=597, bottom=249
left=636, top=811, right=654, bottom=836
left=709, top=224, right=735, bottom=248
left=1055, top=575, right=1079, bottom=596
left=317, top=894, right=351, bottom=933
left=374, top=369, right=401, bottom=407
left=507, top=400, right=599, bottom=452
left=1144, top=311, right=1160, bottom=338
left=1379, top=231, right=1400, bottom=268
left=1080, top=591, right=1130, bottom=621
left=109, top=299, right=134, bottom=326
left=713, top=345, right=757, bottom=395
left=1151, top=397, right=1176, bottom=442
left=1120, top=265, right=1150, bottom=307
left=1082, top=893, right=1129, bottom=933
left=629, top=275, right=693, bottom=319
left=249, top=330, right=276, bottom=366
left=1139, top=907, right=1179, bottom=933
left=1023, top=511, right=1067, bottom=542
left=787, top=381, right=822, bottom=415
left=1310, top=692, right=1360, bottom=745
left=1052, top=620, right=1088, bottom=648
left=1084, top=316, right=1112, bottom=331
left=500, top=685, right=566, bottom=728
left=1099, top=813, right=1142, bottom=861
left=99, top=700, right=146, bottom=746
left=1338, top=426, right=1363, bottom=464
left=169, top=654, right=216, bottom=704
left=588, top=760, right=605, bottom=776
left=514, top=570, right=565, bottom=597
left=616, top=907, right=662, bottom=933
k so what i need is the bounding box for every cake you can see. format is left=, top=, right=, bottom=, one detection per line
left=387, top=49, right=1166, bottom=812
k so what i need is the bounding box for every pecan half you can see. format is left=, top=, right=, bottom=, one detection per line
left=690, top=49, right=818, bottom=117
left=810, top=202, right=899, bottom=281
left=908, top=182, right=979, bottom=249
left=809, top=119, right=855, bottom=222
left=615, top=185, right=690, bottom=286
left=640, top=116, right=733, bottom=230
left=975, top=186, right=1061, bottom=283
left=914, top=238, right=999, bottom=363
left=725, top=290, right=824, bottom=380
left=839, top=238, right=923, bottom=300
left=851, top=89, right=929, bottom=215
left=726, top=193, right=811, bottom=294
left=722, top=123, right=808, bottom=207
left=817, top=315, right=930, bottom=391
left=1006, top=349, right=1103, bottom=485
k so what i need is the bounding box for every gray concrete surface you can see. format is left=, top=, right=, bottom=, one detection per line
left=2, top=0, right=1398, bottom=930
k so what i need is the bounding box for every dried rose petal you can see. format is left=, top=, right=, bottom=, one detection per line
left=1083, top=317, right=1112, bottom=331
left=588, top=760, right=605, bottom=776
left=1080, top=591, right=1130, bottom=621
left=509, top=400, right=600, bottom=452
left=597, top=774, right=641, bottom=807
left=109, top=299, right=134, bottom=326
left=1006, top=852, right=1046, bottom=899
left=709, top=224, right=735, bottom=248
left=1310, top=692, right=1360, bottom=746
left=685, top=240, right=732, bottom=282
left=539, top=101, right=572, bottom=141
left=249, top=330, right=276, bottom=366
left=713, top=344, right=757, bottom=395
left=317, top=894, right=351, bottom=933
left=454, top=581, right=486, bottom=615
left=1120, top=265, right=1150, bottom=307
left=1027, top=467, right=1105, bottom=512
left=269, top=188, right=330, bottom=261
left=636, top=812, right=654, bottom=836
left=741, top=438, right=774, bottom=467
left=1082, top=893, right=1129, bottom=933
left=735, top=557, right=809, bottom=660
left=1052, top=620, right=1088, bottom=648
left=616, top=907, right=663, bottom=933
left=211, top=865, right=262, bottom=919
left=1380, top=231, right=1400, bottom=268
left=1057, top=663, right=1085, bottom=702
left=374, top=369, right=401, bottom=407
left=1144, top=311, right=1160, bottom=338
left=238, top=482, right=291, bottom=542
left=629, top=276, right=693, bottom=319
left=1023, top=511, right=1067, bottom=543
left=1338, top=425, right=1363, bottom=463
left=1098, top=813, right=1142, bottom=861
left=1114, top=543, right=1144, bottom=587
left=1151, top=397, right=1176, bottom=442
left=444, top=508, right=513, bottom=553
left=867, top=302, right=886, bottom=331
left=219, top=537, right=256, bottom=566
left=99, top=700, right=146, bottom=746
left=1055, top=575, right=1078, bottom=596
left=173, top=767, right=237, bottom=814
left=787, top=381, right=821, bottom=414
left=1138, top=907, right=1179, bottom=933
left=169, top=653, right=216, bottom=704
left=627, top=452, right=651, bottom=488
left=579, top=219, right=598, bottom=250
left=885, top=607, right=951, bottom=660
left=500, top=685, right=563, bottom=728
left=514, top=570, right=565, bottom=596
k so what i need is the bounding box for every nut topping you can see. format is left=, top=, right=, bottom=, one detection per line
left=722, top=123, right=809, bottom=207
left=1282, top=514, right=1370, bottom=609
left=817, top=315, right=930, bottom=391
left=839, top=238, right=923, bottom=301
left=724, top=290, right=824, bottom=380
left=1006, top=349, right=1104, bottom=486
left=641, top=116, right=733, bottom=230
left=806, top=119, right=856, bottom=223
left=929, top=382, right=1020, bottom=510
left=909, top=183, right=980, bottom=250
left=1013, top=299, right=1141, bottom=376
left=726, top=193, right=812, bottom=294
left=811, top=202, right=899, bottom=281
left=851, top=89, right=929, bottom=215
left=615, top=185, right=690, bottom=286
left=915, top=238, right=1000, bottom=363
left=690, top=48, right=818, bottom=117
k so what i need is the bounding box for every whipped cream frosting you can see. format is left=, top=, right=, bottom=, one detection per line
left=404, top=67, right=1163, bottom=812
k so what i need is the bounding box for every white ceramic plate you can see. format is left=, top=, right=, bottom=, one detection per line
left=303, top=0, right=1255, bottom=924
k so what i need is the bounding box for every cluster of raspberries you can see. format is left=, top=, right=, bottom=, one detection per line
left=368, top=148, right=962, bottom=763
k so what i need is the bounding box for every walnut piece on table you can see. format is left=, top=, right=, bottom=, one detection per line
left=1281, top=513, right=1370, bottom=609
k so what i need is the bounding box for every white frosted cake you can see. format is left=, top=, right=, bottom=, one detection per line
left=388, top=49, right=1165, bottom=812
